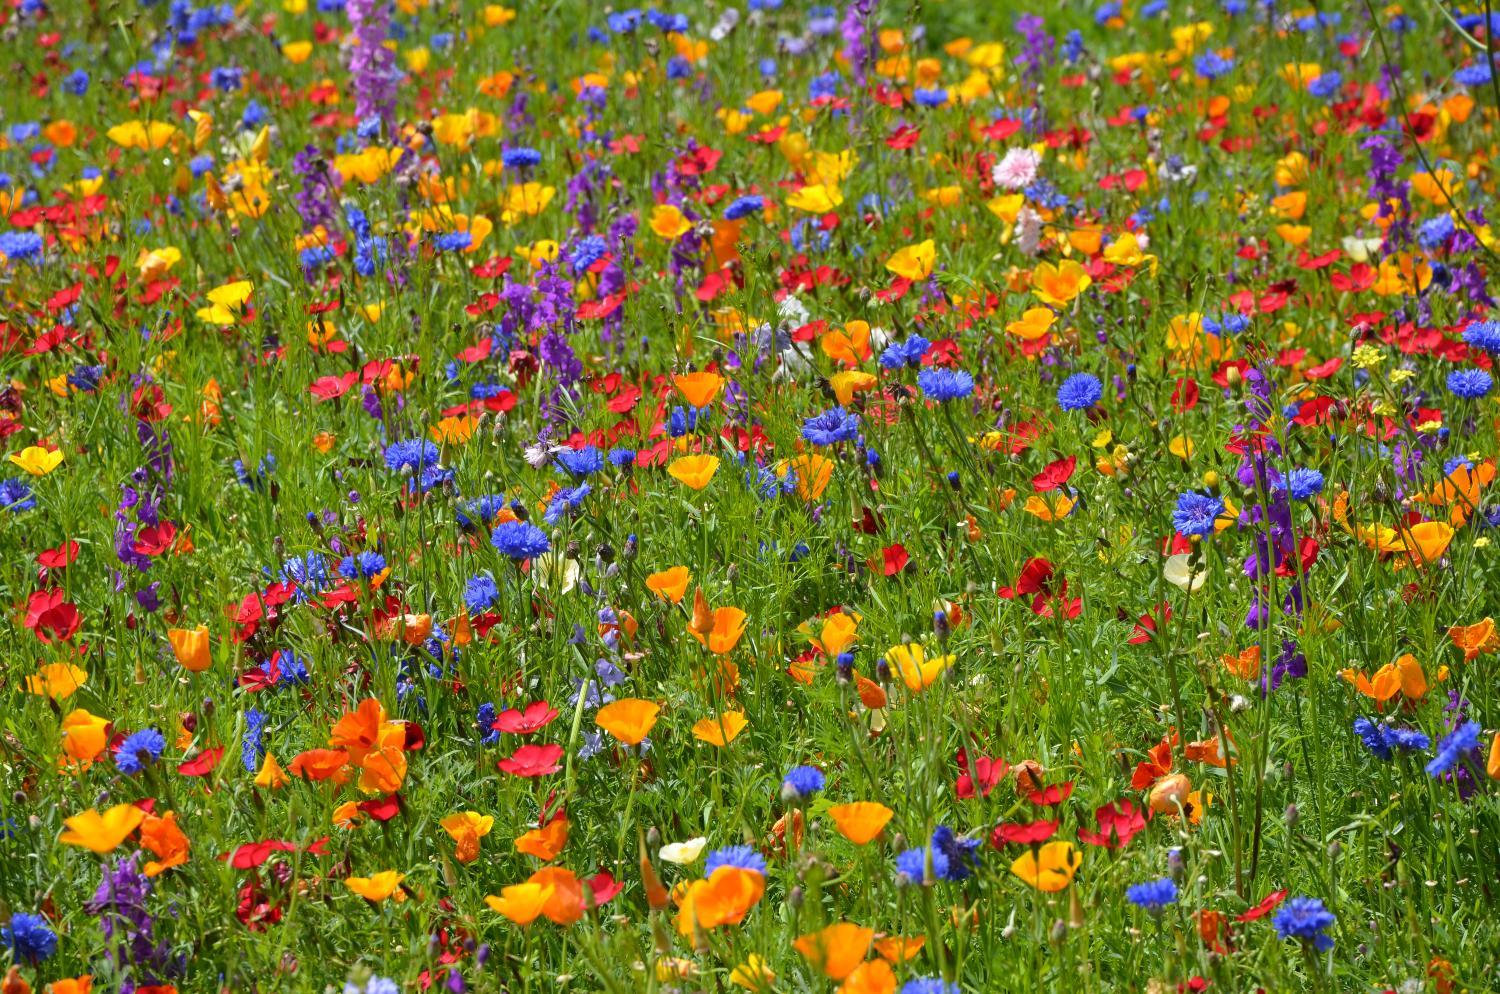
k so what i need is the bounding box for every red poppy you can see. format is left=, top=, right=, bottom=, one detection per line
left=1127, top=604, right=1171, bottom=645
left=1031, top=457, right=1077, bottom=493
left=177, top=747, right=224, bottom=777
left=955, top=750, right=1009, bottom=799
left=1027, top=781, right=1074, bottom=806
left=1236, top=889, right=1289, bottom=922
left=24, top=588, right=81, bottom=642
left=1131, top=734, right=1176, bottom=789
left=37, top=541, right=80, bottom=569
left=990, top=820, right=1058, bottom=847
left=881, top=544, right=910, bottom=577
left=587, top=870, right=625, bottom=907
left=497, top=743, right=564, bottom=778
left=1078, top=798, right=1150, bottom=849
left=357, top=796, right=402, bottom=821
left=494, top=701, right=560, bottom=735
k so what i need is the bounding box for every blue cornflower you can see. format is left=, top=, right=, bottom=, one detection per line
left=115, top=728, right=166, bottom=774
left=917, top=368, right=974, bottom=402
left=1173, top=491, right=1225, bottom=537
left=930, top=825, right=981, bottom=880
left=464, top=573, right=499, bottom=613
left=63, top=69, right=90, bottom=95
left=0, top=478, right=36, bottom=512
left=555, top=446, right=605, bottom=478
left=2, top=913, right=57, bottom=962
left=879, top=334, right=930, bottom=369
left=1126, top=877, right=1178, bottom=913
left=1272, top=896, right=1335, bottom=951
left=544, top=484, right=592, bottom=524
left=383, top=438, right=440, bottom=474
left=1426, top=720, right=1481, bottom=777
left=1057, top=373, right=1103, bottom=411
left=781, top=765, right=826, bottom=800
left=0, top=231, right=45, bottom=263
left=1194, top=51, right=1233, bottom=79
left=501, top=147, right=542, bottom=169
left=723, top=195, right=764, bottom=220
left=432, top=231, right=472, bottom=252
left=900, top=981, right=960, bottom=994
left=457, top=494, right=509, bottom=531
left=569, top=235, right=608, bottom=271
left=338, top=551, right=387, bottom=579
left=1417, top=214, right=1455, bottom=251
left=491, top=519, right=550, bottom=560
left=704, top=845, right=767, bottom=876
left=241, top=708, right=267, bottom=772
left=801, top=407, right=860, bottom=446
left=1455, top=62, right=1493, bottom=87
left=1284, top=468, right=1324, bottom=501
left=1306, top=71, right=1342, bottom=99
left=476, top=702, right=501, bottom=746
left=895, top=844, right=949, bottom=884
left=913, top=87, right=948, bottom=107
left=1462, top=320, right=1500, bottom=354
left=1447, top=368, right=1493, bottom=399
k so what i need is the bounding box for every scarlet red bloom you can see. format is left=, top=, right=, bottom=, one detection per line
left=990, top=820, right=1058, bottom=847
left=955, top=750, right=1010, bottom=799
left=24, top=588, right=81, bottom=642
left=493, top=701, right=560, bottom=735
left=497, top=743, right=564, bottom=778
left=1236, top=888, right=1288, bottom=922
left=1078, top=798, right=1150, bottom=849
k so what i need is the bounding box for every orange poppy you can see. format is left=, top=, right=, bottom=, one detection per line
left=691, top=711, right=748, bottom=746
left=485, top=882, right=555, bottom=926
left=688, top=605, right=748, bottom=655
left=794, top=922, right=874, bottom=980
left=1449, top=618, right=1500, bottom=661
left=254, top=753, right=289, bottom=789
left=288, top=748, right=352, bottom=782
left=674, top=371, right=724, bottom=407
left=595, top=698, right=661, bottom=746
left=675, top=866, right=766, bottom=936
left=645, top=566, right=691, bottom=604
left=139, top=811, right=190, bottom=876
left=1221, top=645, right=1261, bottom=680
left=59, top=709, right=111, bottom=772
left=515, top=817, right=569, bottom=861
left=827, top=802, right=894, bottom=845
left=668, top=454, right=721, bottom=490
left=528, top=866, right=586, bottom=924
left=441, top=811, right=495, bottom=863
left=167, top=626, right=211, bottom=672
left=838, top=959, right=895, bottom=994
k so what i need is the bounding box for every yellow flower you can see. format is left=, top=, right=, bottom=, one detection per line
left=884, top=643, right=953, bottom=692
left=885, top=239, right=936, bottom=281
left=500, top=182, right=556, bottom=224
left=26, top=662, right=87, bottom=700
left=9, top=446, right=64, bottom=476
left=786, top=184, right=843, bottom=213
left=668, top=454, right=721, bottom=490
left=1009, top=840, right=1081, bottom=891
left=283, top=40, right=313, bottom=63
left=106, top=120, right=178, bottom=150
left=345, top=871, right=407, bottom=903
left=649, top=204, right=693, bottom=240
left=60, top=804, right=146, bottom=854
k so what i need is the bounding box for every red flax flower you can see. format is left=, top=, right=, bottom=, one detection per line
left=954, top=749, right=1009, bottom=799
left=1236, top=888, right=1288, bottom=922
left=497, top=743, right=564, bottom=777
left=493, top=700, right=560, bottom=735
left=24, top=588, right=81, bottom=642
left=1078, top=798, right=1150, bottom=849
left=990, top=820, right=1058, bottom=847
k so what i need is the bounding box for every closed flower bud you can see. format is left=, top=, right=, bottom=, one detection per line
left=1148, top=773, right=1192, bottom=814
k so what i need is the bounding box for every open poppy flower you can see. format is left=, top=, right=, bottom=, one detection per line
left=594, top=698, right=660, bottom=746
left=827, top=802, right=894, bottom=845
left=497, top=744, right=565, bottom=778
left=1009, top=840, right=1081, bottom=891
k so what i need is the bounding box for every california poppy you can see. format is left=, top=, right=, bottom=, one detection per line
left=691, top=711, right=748, bottom=746
left=167, top=626, right=211, bottom=672
left=793, top=922, right=874, bottom=980
left=345, top=871, right=406, bottom=903
left=645, top=566, right=691, bottom=604
left=60, top=804, right=146, bottom=854
left=827, top=802, right=894, bottom=845
left=668, top=454, right=720, bottom=490
left=595, top=698, right=660, bottom=746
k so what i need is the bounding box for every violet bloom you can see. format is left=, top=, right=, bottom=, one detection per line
left=346, top=0, right=399, bottom=131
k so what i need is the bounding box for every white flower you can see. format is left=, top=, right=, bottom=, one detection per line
left=991, top=147, right=1042, bottom=190
left=1015, top=207, right=1044, bottom=256
left=659, top=837, right=708, bottom=865
left=1163, top=553, right=1207, bottom=593
left=523, top=443, right=554, bottom=469
left=532, top=550, right=579, bottom=594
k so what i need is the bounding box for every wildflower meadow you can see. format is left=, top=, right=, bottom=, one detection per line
left=4, top=0, right=1500, bottom=992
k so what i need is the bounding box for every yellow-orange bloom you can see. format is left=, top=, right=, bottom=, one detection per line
left=595, top=698, right=661, bottom=746
left=827, top=802, right=894, bottom=845
left=60, top=804, right=145, bottom=854
left=1009, top=840, right=1081, bottom=891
